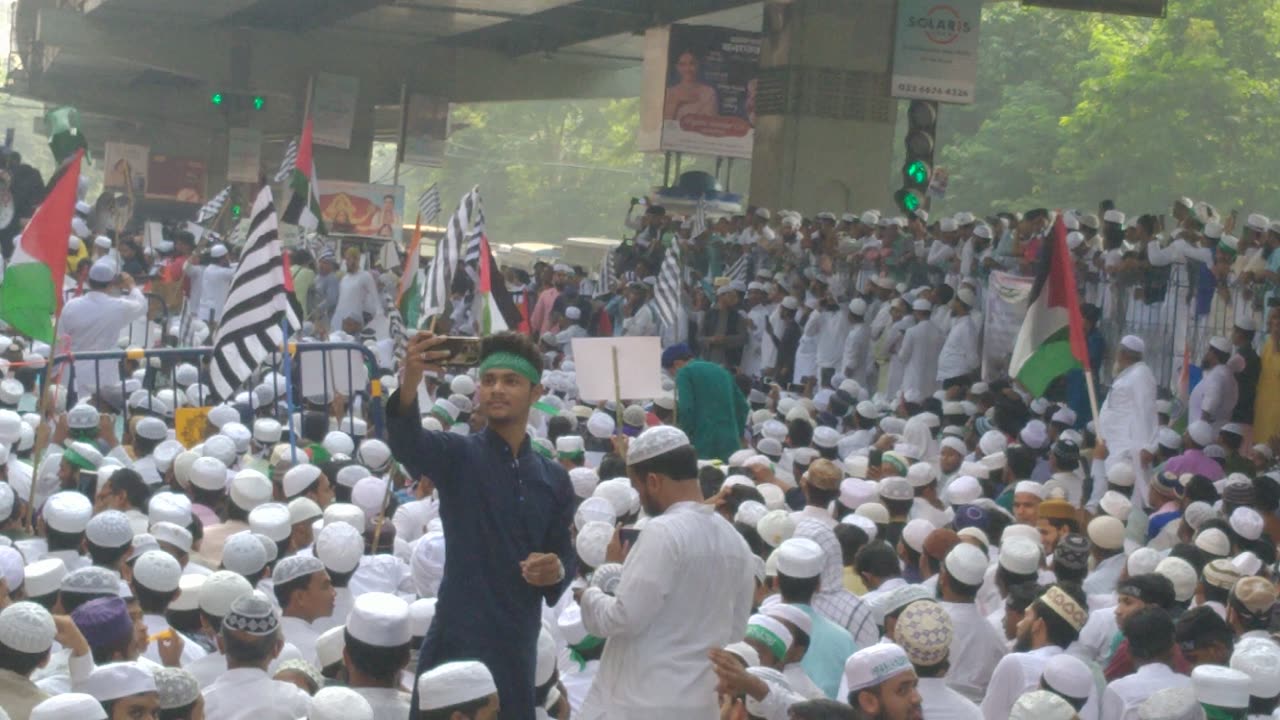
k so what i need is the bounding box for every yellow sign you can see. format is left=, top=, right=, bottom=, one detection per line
left=174, top=407, right=212, bottom=448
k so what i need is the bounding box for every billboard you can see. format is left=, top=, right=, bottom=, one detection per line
left=400, top=93, right=450, bottom=168
left=891, top=0, right=983, bottom=105
left=319, top=180, right=405, bottom=244
left=227, top=128, right=263, bottom=183
left=146, top=154, right=206, bottom=203
left=103, top=142, right=148, bottom=195
left=638, top=24, right=761, bottom=159
left=311, top=73, right=360, bottom=149
left=1022, top=0, right=1165, bottom=17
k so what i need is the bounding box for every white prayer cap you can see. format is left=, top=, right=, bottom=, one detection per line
left=288, top=497, right=322, bottom=526
left=316, top=625, right=346, bottom=668
left=972, top=224, right=993, bottom=240
left=1230, top=642, right=1280, bottom=699
left=206, top=406, right=239, bottom=431
left=586, top=412, right=615, bottom=439
left=843, top=643, right=912, bottom=693
left=1137, top=686, right=1201, bottom=720
left=901, top=519, right=935, bottom=553
left=0, top=600, right=55, bottom=653
left=150, top=667, right=200, bottom=712
left=199, top=570, right=254, bottom=616
left=813, top=426, right=840, bottom=450
left=627, top=425, right=690, bottom=464
left=409, top=598, right=437, bottom=639
left=1103, top=209, right=1126, bottom=224
left=1194, top=527, right=1231, bottom=558
left=88, top=258, right=117, bottom=283
left=417, top=661, right=498, bottom=710
left=944, top=543, right=987, bottom=586
left=1120, top=335, right=1145, bottom=354
left=248, top=502, right=291, bottom=542
left=316, top=522, right=363, bottom=573
left=334, top=465, right=368, bottom=489
left=569, top=467, right=599, bottom=499
left=1009, top=690, right=1075, bottom=720
left=168, top=574, right=204, bottom=612
left=44, top=491, right=93, bottom=533
left=946, top=475, right=982, bottom=505
left=1124, top=547, right=1160, bottom=577
left=134, top=416, right=167, bottom=442
left=133, top=550, right=182, bottom=593
left=1002, top=524, right=1040, bottom=547
left=1193, top=665, right=1251, bottom=709
left=1187, top=421, right=1214, bottom=447
left=855, top=502, right=890, bottom=525
left=756, top=509, right=796, bottom=548
left=309, top=687, right=371, bottom=720
left=272, top=554, right=325, bottom=586
left=1100, top=490, right=1133, bottom=521
left=978, top=430, right=1007, bottom=456
left=878, top=476, right=913, bottom=502
left=0, top=547, right=22, bottom=594
left=148, top=493, right=192, bottom=528
left=209, top=244, right=228, bottom=259
left=842, top=513, right=878, bottom=541
left=839, top=478, right=876, bottom=510
left=574, top=497, right=615, bottom=529
left=24, top=559, right=66, bottom=599
left=221, top=423, right=251, bottom=454
left=189, top=456, right=227, bottom=491
left=339, top=417, right=368, bottom=438
left=911, top=298, right=932, bottom=312
left=348, top=592, right=411, bottom=647
left=848, top=298, right=868, bottom=315
left=30, top=693, right=107, bottom=720
left=323, top=431, right=355, bottom=456
left=229, top=469, right=272, bottom=511
left=1013, top=480, right=1044, bottom=499
left=450, top=374, right=476, bottom=396
left=1208, top=335, right=1232, bottom=354
left=84, top=661, right=157, bottom=702
left=324, top=503, right=366, bottom=532
left=999, top=539, right=1042, bottom=575
left=593, top=479, right=639, bottom=517
left=251, top=419, right=282, bottom=444
left=1088, top=516, right=1126, bottom=551
left=1042, top=653, right=1093, bottom=702
left=1247, top=213, right=1272, bottom=231
left=1156, top=557, right=1198, bottom=602
left=756, top=483, right=785, bottom=511
left=86, top=510, right=133, bottom=548
left=533, top=625, right=559, bottom=687
left=351, top=476, right=391, bottom=521
left=775, top=538, right=824, bottom=579
left=355, top=439, right=392, bottom=473
left=575, top=521, right=613, bottom=569
left=1066, top=231, right=1084, bottom=250
left=222, top=532, right=268, bottom=576
left=761, top=418, right=787, bottom=440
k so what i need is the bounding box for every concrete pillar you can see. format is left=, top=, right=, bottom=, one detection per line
left=748, top=0, right=898, bottom=215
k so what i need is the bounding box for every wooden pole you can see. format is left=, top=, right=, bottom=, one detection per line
left=612, top=346, right=623, bottom=430
left=25, top=316, right=65, bottom=532
left=1084, top=368, right=1102, bottom=434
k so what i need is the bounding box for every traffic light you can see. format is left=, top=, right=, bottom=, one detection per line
left=894, top=100, right=938, bottom=215
left=251, top=95, right=266, bottom=111
left=210, top=92, right=225, bottom=107
left=208, top=91, right=267, bottom=112
left=231, top=203, right=242, bottom=218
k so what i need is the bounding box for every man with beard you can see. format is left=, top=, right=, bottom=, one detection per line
left=576, top=425, right=755, bottom=719
left=981, top=584, right=1090, bottom=720
left=843, top=644, right=924, bottom=720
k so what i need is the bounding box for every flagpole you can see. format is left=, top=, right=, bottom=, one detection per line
left=281, top=317, right=298, bottom=464
left=25, top=315, right=64, bottom=532
left=1084, top=367, right=1102, bottom=433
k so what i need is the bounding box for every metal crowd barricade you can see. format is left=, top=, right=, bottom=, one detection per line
left=121, top=292, right=173, bottom=350
left=45, top=342, right=386, bottom=440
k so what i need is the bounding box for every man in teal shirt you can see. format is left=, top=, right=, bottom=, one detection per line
left=662, top=343, right=747, bottom=461
left=774, top=537, right=859, bottom=698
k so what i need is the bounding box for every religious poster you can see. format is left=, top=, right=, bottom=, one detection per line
left=982, top=271, right=1034, bottom=379
left=638, top=24, right=761, bottom=159
left=146, top=154, right=206, bottom=203
left=400, top=93, right=450, bottom=167
left=175, top=407, right=212, bottom=448
left=103, top=142, right=149, bottom=194
left=311, top=73, right=360, bottom=149
left=227, top=128, right=263, bottom=183
left=318, top=180, right=405, bottom=244
left=891, top=0, right=983, bottom=104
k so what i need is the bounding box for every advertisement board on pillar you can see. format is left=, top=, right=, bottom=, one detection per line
left=890, top=0, right=983, bottom=105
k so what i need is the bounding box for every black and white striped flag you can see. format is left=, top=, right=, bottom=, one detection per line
left=462, top=186, right=484, bottom=281
left=725, top=253, right=750, bottom=284
left=654, top=240, right=683, bottom=331
left=383, top=289, right=407, bottom=365
left=274, top=139, right=298, bottom=183
left=209, top=186, right=301, bottom=401
left=594, top=250, right=614, bottom=297
left=197, top=186, right=230, bottom=224
left=691, top=196, right=708, bottom=238
left=421, top=188, right=475, bottom=323
left=418, top=183, right=441, bottom=224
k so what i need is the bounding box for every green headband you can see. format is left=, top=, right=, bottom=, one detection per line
left=1218, top=241, right=1238, bottom=257
left=745, top=624, right=787, bottom=662
left=478, top=352, right=540, bottom=385
left=558, top=450, right=585, bottom=461
left=533, top=439, right=554, bottom=459
left=568, top=634, right=604, bottom=670
left=64, top=447, right=97, bottom=472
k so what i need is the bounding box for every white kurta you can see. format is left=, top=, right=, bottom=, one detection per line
left=351, top=687, right=411, bottom=719
left=332, top=270, right=381, bottom=328
left=141, top=614, right=206, bottom=667
left=936, top=313, right=981, bottom=382
left=201, top=667, right=312, bottom=720
left=898, top=318, right=946, bottom=400
left=840, top=322, right=873, bottom=390
left=1187, top=363, right=1237, bottom=433
left=939, top=601, right=1008, bottom=703
left=1082, top=553, right=1126, bottom=597
left=817, top=310, right=847, bottom=372
left=59, top=288, right=148, bottom=396
left=278, top=615, right=322, bottom=667
left=1096, top=361, right=1158, bottom=505
left=981, top=646, right=1064, bottom=720
left=578, top=502, right=755, bottom=720
left=918, top=677, right=982, bottom=720
left=1100, top=663, right=1191, bottom=720
left=793, top=310, right=823, bottom=383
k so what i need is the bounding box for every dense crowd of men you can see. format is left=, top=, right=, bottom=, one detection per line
left=1, top=186, right=1280, bottom=720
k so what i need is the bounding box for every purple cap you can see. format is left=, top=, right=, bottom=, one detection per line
left=71, top=596, right=133, bottom=652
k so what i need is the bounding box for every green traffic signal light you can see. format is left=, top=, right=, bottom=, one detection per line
left=252, top=96, right=266, bottom=111
left=906, top=160, right=929, bottom=186
left=210, top=92, right=224, bottom=106
left=902, top=192, right=921, bottom=212
left=231, top=203, right=242, bottom=217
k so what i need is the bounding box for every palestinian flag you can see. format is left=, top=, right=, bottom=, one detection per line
left=1009, top=213, right=1089, bottom=396
left=398, top=215, right=423, bottom=329
left=0, top=149, right=83, bottom=342
left=281, top=116, right=326, bottom=233
left=475, top=233, right=508, bottom=336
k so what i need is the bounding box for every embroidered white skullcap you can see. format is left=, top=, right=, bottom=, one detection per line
left=324, top=502, right=366, bottom=532
left=1043, top=653, right=1094, bottom=701
left=288, top=497, right=322, bottom=526
left=627, top=425, right=690, bottom=464
left=573, top=496, right=615, bottom=530
left=30, top=693, right=107, bottom=720
left=316, top=522, right=363, bottom=574
left=221, top=532, right=268, bottom=576
left=202, top=434, right=238, bottom=467
left=843, top=643, right=912, bottom=693
left=309, top=687, right=372, bottom=720
left=945, top=475, right=982, bottom=506
left=1156, top=556, right=1198, bottom=603
left=893, top=600, right=952, bottom=667
left=1128, top=547, right=1162, bottom=576
left=323, top=432, right=355, bottom=457
left=148, top=492, right=192, bottom=528
left=0, top=600, right=56, bottom=653
left=1230, top=641, right=1280, bottom=699
left=575, top=521, right=613, bottom=569
left=248, top=503, right=292, bottom=542
left=1136, top=686, right=1202, bottom=720
left=229, top=469, right=272, bottom=511
left=1192, top=664, right=1251, bottom=709
left=272, top=554, right=325, bottom=586
left=775, top=538, right=824, bottom=579
left=756, top=509, right=796, bottom=548
left=252, top=419, right=282, bottom=444
left=1009, top=690, right=1075, bottom=720
left=334, top=465, right=369, bottom=489
left=568, top=467, right=599, bottom=499
left=44, top=491, right=93, bottom=533
left=133, top=550, right=182, bottom=593
left=999, top=538, right=1042, bottom=575
left=347, top=592, right=411, bottom=647
left=152, top=667, right=200, bottom=711
left=86, top=510, right=133, bottom=548
left=222, top=594, right=278, bottom=636
left=283, top=464, right=322, bottom=498
left=197, top=570, right=253, bottom=617
left=355, top=440, right=392, bottom=473
left=189, top=456, right=227, bottom=491
left=83, top=661, right=156, bottom=702
left=1230, top=506, right=1264, bottom=541
left=944, top=542, right=988, bottom=586
left=316, top=625, right=346, bottom=668
left=417, top=661, right=498, bottom=710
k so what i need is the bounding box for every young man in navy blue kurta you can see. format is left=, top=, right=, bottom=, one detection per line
left=389, top=331, right=576, bottom=720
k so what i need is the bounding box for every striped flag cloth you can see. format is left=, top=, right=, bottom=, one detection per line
left=197, top=186, right=230, bottom=224
left=384, top=289, right=408, bottom=362
left=691, top=196, right=708, bottom=238
left=418, top=183, right=441, bottom=225
left=594, top=250, right=614, bottom=297
left=462, top=186, right=484, bottom=281
left=654, top=240, right=683, bottom=330
left=209, top=186, right=301, bottom=401
left=421, top=188, right=474, bottom=323
left=274, top=139, right=298, bottom=183
left=725, top=253, right=750, bottom=284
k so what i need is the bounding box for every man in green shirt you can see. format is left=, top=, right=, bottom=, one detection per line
left=661, top=344, right=747, bottom=461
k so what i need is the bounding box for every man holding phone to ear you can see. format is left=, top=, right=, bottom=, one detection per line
left=388, top=330, right=576, bottom=720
